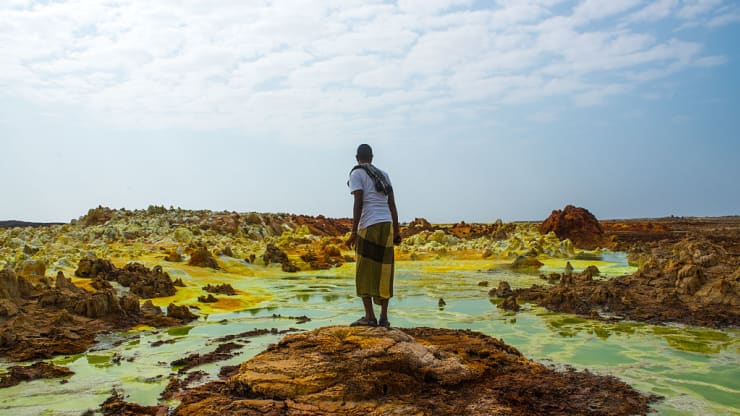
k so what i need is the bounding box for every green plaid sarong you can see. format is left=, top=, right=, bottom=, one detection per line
left=355, top=222, right=394, bottom=300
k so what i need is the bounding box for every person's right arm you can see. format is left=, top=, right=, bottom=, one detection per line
left=347, top=190, right=363, bottom=249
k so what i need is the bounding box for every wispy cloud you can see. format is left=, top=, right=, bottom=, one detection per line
left=0, top=0, right=736, bottom=139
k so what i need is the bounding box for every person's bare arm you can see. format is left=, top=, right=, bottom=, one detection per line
left=346, top=190, right=363, bottom=249
left=388, top=190, right=401, bottom=245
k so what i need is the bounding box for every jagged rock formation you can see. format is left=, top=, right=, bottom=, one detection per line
left=401, top=217, right=437, bottom=238
left=263, top=244, right=299, bottom=272
left=203, top=283, right=236, bottom=295
left=76, top=259, right=177, bottom=298
left=166, top=303, right=198, bottom=321
left=541, top=205, right=604, bottom=249
left=14, top=260, right=49, bottom=287
left=80, top=205, right=115, bottom=225
left=0, top=265, right=195, bottom=361
left=517, top=238, right=740, bottom=328
left=198, top=294, right=218, bottom=303
left=75, top=257, right=115, bottom=278
left=188, top=245, right=220, bottom=269
left=172, top=326, right=657, bottom=416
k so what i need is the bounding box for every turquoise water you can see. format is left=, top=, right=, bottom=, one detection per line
left=0, top=255, right=738, bottom=415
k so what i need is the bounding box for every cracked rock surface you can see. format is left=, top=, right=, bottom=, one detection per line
left=173, top=326, right=657, bottom=416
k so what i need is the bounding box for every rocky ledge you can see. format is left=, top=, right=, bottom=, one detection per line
left=167, top=326, right=657, bottom=416
left=1, top=263, right=197, bottom=361
left=516, top=237, right=740, bottom=328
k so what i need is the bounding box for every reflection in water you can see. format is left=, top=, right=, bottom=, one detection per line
left=0, top=255, right=737, bottom=416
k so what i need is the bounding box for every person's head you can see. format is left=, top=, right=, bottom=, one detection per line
left=356, top=144, right=373, bottom=163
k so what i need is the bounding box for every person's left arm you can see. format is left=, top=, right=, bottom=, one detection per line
left=388, top=190, right=401, bottom=245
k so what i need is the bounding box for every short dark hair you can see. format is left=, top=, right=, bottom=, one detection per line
left=356, top=144, right=373, bottom=160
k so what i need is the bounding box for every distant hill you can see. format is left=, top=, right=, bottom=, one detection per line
left=0, top=220, right=66, bottom=228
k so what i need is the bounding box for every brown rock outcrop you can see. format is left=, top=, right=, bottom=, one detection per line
left=167, top=303, right=198, bottom=321
left=203, top=283, right=236, bottom=295
left=173, top=326, right=656, bottom=415
left=72, top=289, right=124, bottom=319
left=80, top=205, right=115, bottom=225
left=0, top=270, right=191, bottom=361
left=541, top=205, right=604, bottom=249
left=188, top=246, right=220, bottom=269
left=100, top=390, right=164, bottom=416
left=198, top=294, right=218, bottom=303
left=113, top=264, right=177, bottom=298
left=76, top=259, right=177, bottom=299
left=0, top=299, right=18, bottom=317
left=75, top=257, right=115, bottom=278
left=517, top=238, right=740, bottom=328
left=0, top=362, right=74, bottom=388
left=0, top=306, right=110, bottom=360
left=1, top=269, right=38, bottom=300
left=498, top=295, right=520, bottom=312
left=165, top=251, right=184, bottom=262
left=14, top=260, right=49, bottom=287
left=263, top=244, right=299, bottom=272
left=489, top=281, right=513, bottom=298
left=141, top=300, right=163, bottom=315
left=401, top=217, right=437, bottom=238
left=447, top=221, right=503, bottom=239
left=55, top=271, right=84, bottom=294
left=171, top=342, right=244, bottom=373
left=510, top=255, right=544, bottom=271
left=120, top=294, right=141, bottom=315
left=291, top=214, right=352, bottom=236
left=0, top=269, right=21, bottom=300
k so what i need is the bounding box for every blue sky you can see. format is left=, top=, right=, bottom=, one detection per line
left=1, top=0, right=739, bottom=223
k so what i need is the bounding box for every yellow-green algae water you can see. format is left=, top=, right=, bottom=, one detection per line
left=1, top=254, right=738, bottom=415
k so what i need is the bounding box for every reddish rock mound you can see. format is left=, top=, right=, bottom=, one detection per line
left=172, top=326, right=656, bottom=416
left=291, top=215, right=352, bottom=236
left=541, top=205, right=605, bottom=249
left=401, top=217, right=437, bottom=238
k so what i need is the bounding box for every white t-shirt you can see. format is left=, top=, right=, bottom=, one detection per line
left=348, top=166, right=393, bottom=231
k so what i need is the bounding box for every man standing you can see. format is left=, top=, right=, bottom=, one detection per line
left=346, top=144, right=401, bottom=327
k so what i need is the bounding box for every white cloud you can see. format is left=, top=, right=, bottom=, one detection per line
left=707, top=10, right=740, bottom=27
left=403, top=25, right=490, bottom=75
left=397, top=0, right=473, bottom=15
left=572, top=0, right=643, bottom=23
left=574, top=84, right=628, bottom=106
left=693, top=55, right=728, bottom=67
left=676, top=0, right=724, bottom=19
left=0, top=0, right=735, bottom=136
left=625, top=0, right=679, bottom=22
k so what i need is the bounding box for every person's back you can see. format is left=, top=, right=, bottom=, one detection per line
left=348, top=164, right=392, bottom=230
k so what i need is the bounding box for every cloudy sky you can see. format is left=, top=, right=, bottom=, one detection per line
left=1, top=0, right=739, bottom=223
